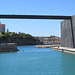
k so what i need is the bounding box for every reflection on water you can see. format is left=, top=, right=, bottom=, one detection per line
left=0, top=45, right=75, bottom=75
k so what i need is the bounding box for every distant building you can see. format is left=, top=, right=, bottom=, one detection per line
left=0, top=22, right=5, bottom=32
left=37, top=36, right=61, bottom=45
left=43, top=41, right=54, bottom=45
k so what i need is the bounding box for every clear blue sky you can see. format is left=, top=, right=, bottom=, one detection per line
left=0, top=0, right=75, bottom=37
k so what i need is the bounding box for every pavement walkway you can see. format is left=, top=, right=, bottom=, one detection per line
left=51, top=47, right=75, bottom=54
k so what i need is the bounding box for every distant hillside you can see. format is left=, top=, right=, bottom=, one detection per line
left=0, top=32, right=42, bottom=45
left=37, top=35, right=61, bottom=45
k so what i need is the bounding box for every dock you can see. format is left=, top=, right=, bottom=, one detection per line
left=51, top=47, right=75, bottom=54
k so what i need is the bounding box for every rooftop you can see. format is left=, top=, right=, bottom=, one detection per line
left=0, top=22, right=5, bottom=25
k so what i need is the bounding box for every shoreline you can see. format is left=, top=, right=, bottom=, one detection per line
left=35, top=44, right=60, bottom=48
left=35, top=45, right=75, bottom=54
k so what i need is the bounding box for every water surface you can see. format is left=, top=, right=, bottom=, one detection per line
left=0, top=45, right=75, bottom=75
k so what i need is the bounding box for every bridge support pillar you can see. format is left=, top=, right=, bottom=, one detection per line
left=61, top=15, right=75, bottom=48
left=61, top=19, right=73, bottom=48
left=71, top=15, right=75, bottom=48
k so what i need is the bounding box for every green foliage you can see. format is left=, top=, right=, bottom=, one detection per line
left=0, top=32, right=34, bottom=41
left=1, top=32, right=5, bottom=34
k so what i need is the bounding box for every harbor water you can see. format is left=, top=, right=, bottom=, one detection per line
left=0, top=45, right=75, bottom=75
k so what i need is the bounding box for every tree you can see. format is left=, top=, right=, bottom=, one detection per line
left=1, top=32, right=5, bottom=34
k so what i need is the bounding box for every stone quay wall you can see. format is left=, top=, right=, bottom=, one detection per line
left=0, top=43, right=19, bottom=52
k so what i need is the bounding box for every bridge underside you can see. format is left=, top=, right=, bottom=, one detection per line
left=0, top=15, right=71, bottom=19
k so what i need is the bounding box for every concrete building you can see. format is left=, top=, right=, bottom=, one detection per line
left=0, top=22, right=5, bottom=32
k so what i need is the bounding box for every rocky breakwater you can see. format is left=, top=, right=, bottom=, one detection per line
left=0, top=43, right=19, bottom=52
left=35, top=45, right=60, bottom=48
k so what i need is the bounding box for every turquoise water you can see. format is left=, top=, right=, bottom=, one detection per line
left=0, top=45, right=75, bottom=75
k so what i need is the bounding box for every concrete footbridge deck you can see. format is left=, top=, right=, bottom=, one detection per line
left=0, top=14, right=71, bottom=19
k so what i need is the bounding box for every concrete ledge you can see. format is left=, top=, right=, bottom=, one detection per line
left=51, top=47, right=75, bottom=54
